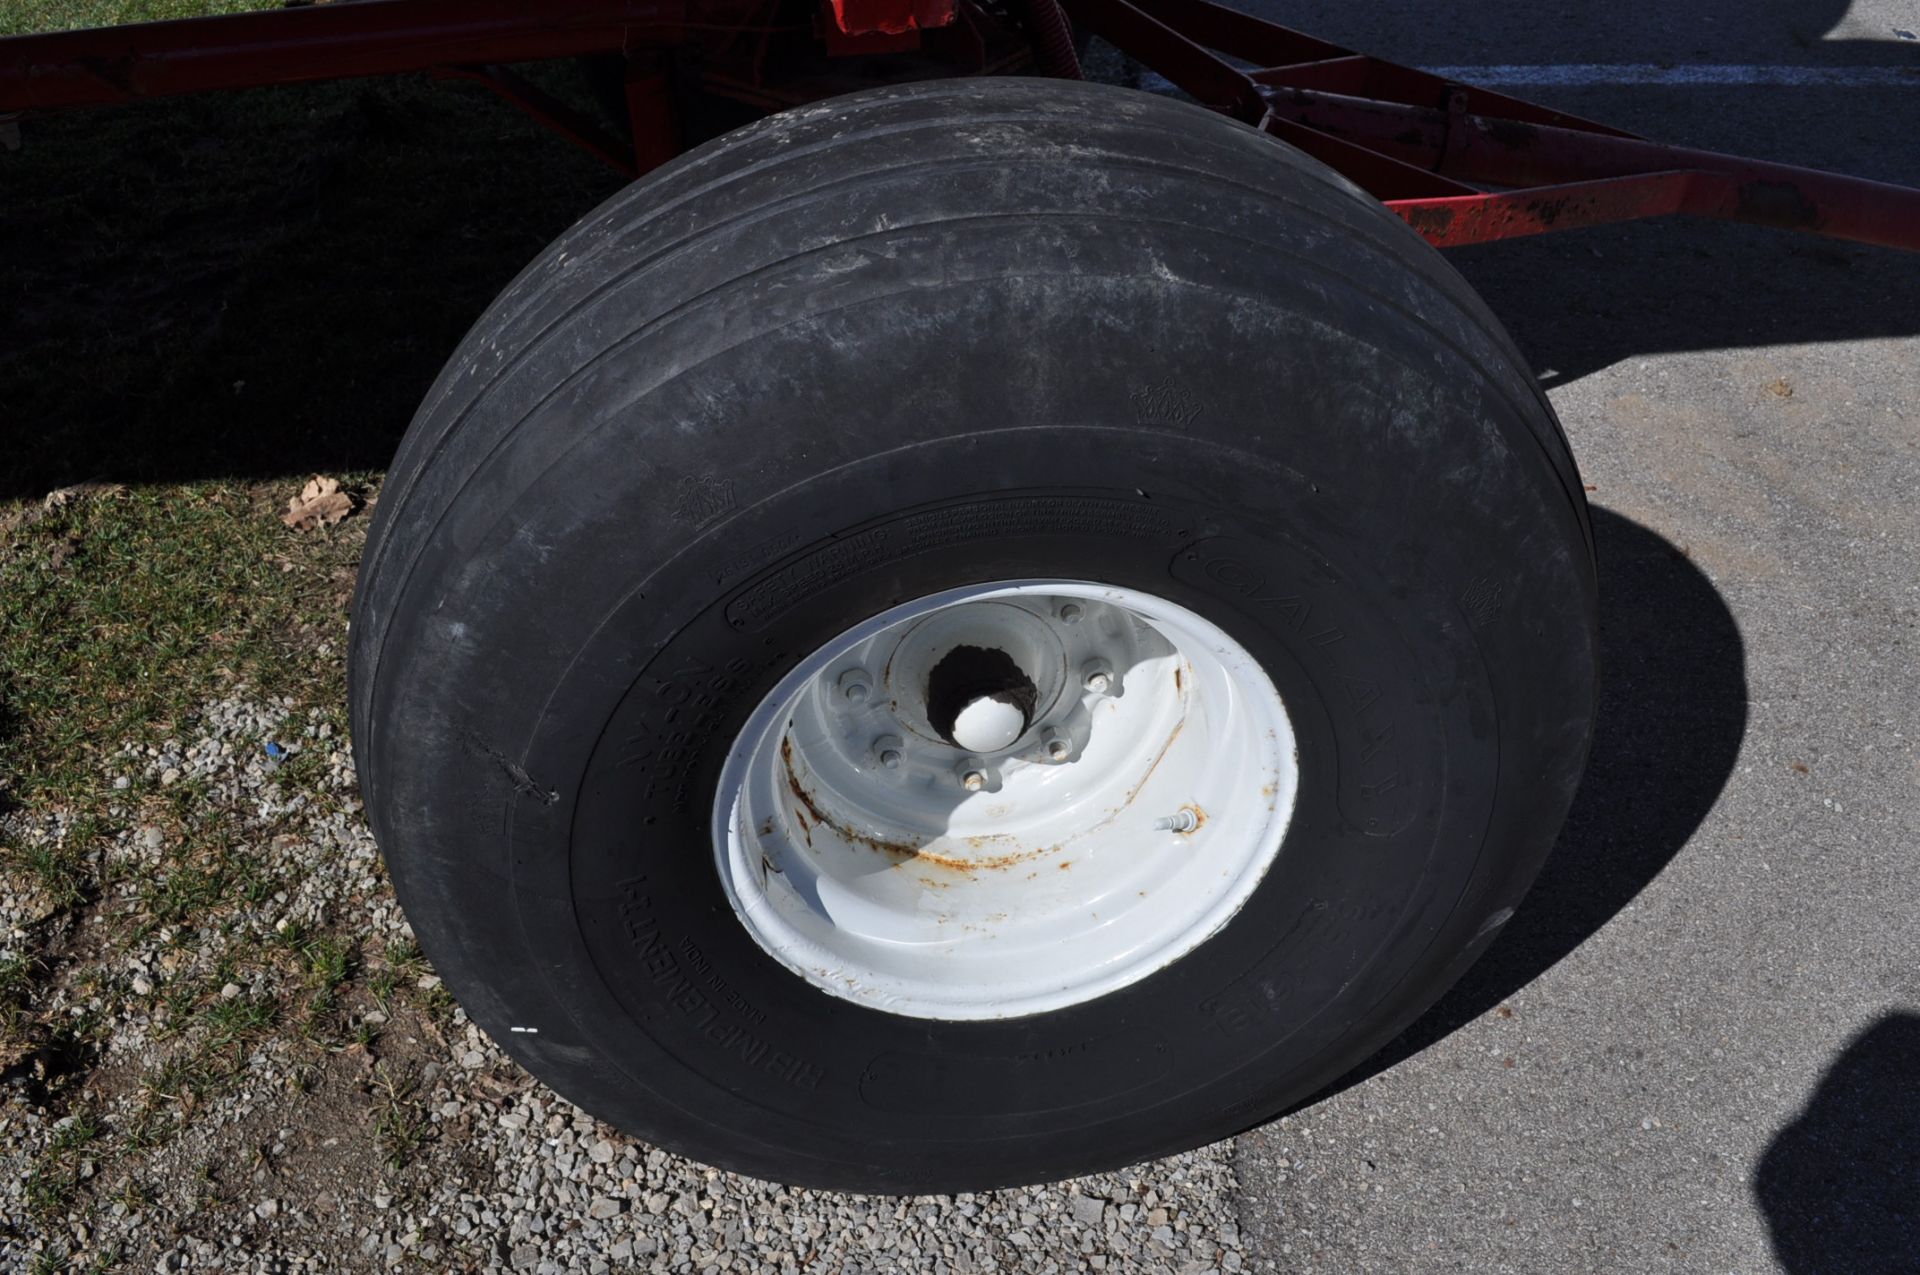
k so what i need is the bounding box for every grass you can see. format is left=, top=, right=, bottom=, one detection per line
left=0, top=485, right=353, bottom=810
left=23, top=1107, right=103, bottom=1218
left=0, top=1, right=278, bottom=38
left=0, top=4, right=626, bottom=1244
left=199, top=992, right=277, bottom=1047
left=370, top=1061, right=430, bottom=1169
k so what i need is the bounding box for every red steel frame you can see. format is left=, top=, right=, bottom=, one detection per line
left=2, top=0, right=1918, bottom=252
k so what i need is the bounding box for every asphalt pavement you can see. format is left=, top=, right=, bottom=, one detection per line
left=1204, top=2, right=1920, bottom=1271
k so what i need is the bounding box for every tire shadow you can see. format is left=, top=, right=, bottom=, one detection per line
left=1753, top=1012, right=1920, bottom=1275
left=1319, top=504, right=1749, bottom=1093
left=0, top=77, right=624, bottom=502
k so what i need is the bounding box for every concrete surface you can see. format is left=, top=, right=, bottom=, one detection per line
left=1209, top=2, right=1920, bottom=1272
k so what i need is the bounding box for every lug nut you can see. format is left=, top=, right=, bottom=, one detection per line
left=873, top=736, right=904, bottom=770
left=1058, top=602, right=1084, bottom=624
left=838, top=668, right=872, bottom=703
left=959, top=768, right=988, bottom=793
left=1082, top=660, right=1114, bottom=695
left=1045, top=732, right=1072, bottom=762
left=880, top=749, right=903, bottom=770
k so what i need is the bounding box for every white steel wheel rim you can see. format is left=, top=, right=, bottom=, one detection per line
left=712, top=580, right=1299, bottom=1020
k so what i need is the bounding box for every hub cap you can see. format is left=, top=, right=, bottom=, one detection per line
left=712, top=581, right=1298, bottom=1020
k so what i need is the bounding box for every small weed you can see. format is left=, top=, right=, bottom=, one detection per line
left=83, top=1246, right=126, bottom=1275
left=1, top=839, right=89, bottom=911
left=348, top=1017, right=380, bottom=1052
left=0, top=952, right=36, bottom=1043
left=420, top=982, right=458, bottom=1031
left=184, top=1157, right=226, bottom=1216
left=22, top=1218, right=124, bottom=1274
left=368, top=967, right=400, bottom=1015
left=371, top=1063, right=430, bottom=1170
left=143, top=1052, right=216, bottom=1118
left=25, top=1107, right=103, bottom=1219
left=123, top=1104, right=176, bottom=1152
left=141, top=862, right=229, bottom=927
left=23, top=1159, right=80, bottom=1218
left=305, top=935, right=352, bottom=990
left=150, top=983, right=200, bottom=1041
left=286, top=1060, right=320, bottom=1095
left=115, top=1178, right=154, bottom=1214
left=48, top=1108, right=102, bottom=1154
left=385, top=936, right=425, bottom=974
left=303, top=983, right=338, bottom=1024
left=201, top=994, right=276, bottom=1048
left=297, top=934, right=353, bottom=1025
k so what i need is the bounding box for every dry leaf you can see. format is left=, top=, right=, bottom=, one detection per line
left=42, top=480, right=125, bottom=511
left=282, top=476, right=355, bottom=532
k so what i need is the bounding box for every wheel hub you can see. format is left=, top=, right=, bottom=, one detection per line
left=927, top=645, right=1036, bottom=752
left=713, top=581, right=1299, bottom=1019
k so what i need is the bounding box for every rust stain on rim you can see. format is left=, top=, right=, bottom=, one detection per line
left=779, top=732, right=1055, bottom=871
left=773, top=692, right=1192, bottom=874
left=1121, top=712, right=1187, bottom=811
left=781, top=736, right=917, bottom=861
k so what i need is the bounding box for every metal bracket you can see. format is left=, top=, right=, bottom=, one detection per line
left=1061, top=0, right=1920, bottom=251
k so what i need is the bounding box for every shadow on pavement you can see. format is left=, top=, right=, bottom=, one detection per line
left=1448, top=212, right=1920, bottom=393
left=1249, top=0, right=1920, bottom=69
left=1319, top=504, right=1749, bottom=1094
left=1753, top=1013, right=1920, bottom=1275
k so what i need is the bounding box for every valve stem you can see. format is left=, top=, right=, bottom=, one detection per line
left=1153, top=809, right=1199, bottom=833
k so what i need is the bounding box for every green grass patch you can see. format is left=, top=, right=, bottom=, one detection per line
left=0, top=484, right=356, bottom=812
left=1, top=31, right=618, bottom=1211
left=23, top=1106, right=103, bottom=1219
left=199, top=992, right=276, bottom=1048
left=370, top=1061, right=429, bottom=1169
left=0, top=1, right=279, bottom=39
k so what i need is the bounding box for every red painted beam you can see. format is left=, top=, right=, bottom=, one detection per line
left=1388, top=172, right=1717, bottom=246
left=1266, top=86, right=1920, bottom=251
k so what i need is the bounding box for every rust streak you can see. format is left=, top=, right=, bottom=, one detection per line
left=780, top=733, right=1058, bottom=870
left=782, top=736, right=918, bottom=861
left=1121, top=713, right=1188, bottom=811
left=911, top=844, right=1061, bottom=872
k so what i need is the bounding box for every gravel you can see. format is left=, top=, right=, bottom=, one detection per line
left=0, top=693, right=1267, bottom=1273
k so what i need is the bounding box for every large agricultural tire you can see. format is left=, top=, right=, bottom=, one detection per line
left=349, top=77, right=1596, bottom=1193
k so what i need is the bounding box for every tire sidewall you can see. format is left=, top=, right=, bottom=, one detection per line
left=358, top=101, right=1595, bottom=1188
